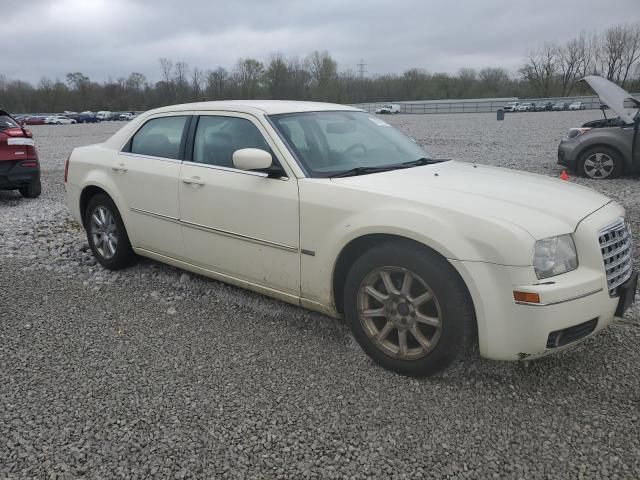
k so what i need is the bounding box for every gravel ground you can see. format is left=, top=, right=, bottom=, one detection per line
left=1, top=112, right=639, bottom=479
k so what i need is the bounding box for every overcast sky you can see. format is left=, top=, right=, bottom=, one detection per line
left=4, top=0, right=639, bottom=83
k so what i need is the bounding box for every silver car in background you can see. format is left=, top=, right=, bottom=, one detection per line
left=558, top=76, right=640, bottom=179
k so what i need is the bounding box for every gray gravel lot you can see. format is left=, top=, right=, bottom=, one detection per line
left=1, top=112, right=639, bottom=479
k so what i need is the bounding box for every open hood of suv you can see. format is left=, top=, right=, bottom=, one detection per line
left=581, top=75, right=639, bottom=125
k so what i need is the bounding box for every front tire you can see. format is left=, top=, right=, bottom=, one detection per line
left=578, top=146, right=623, bottom=179
left=344, top=240, right=475, bottom=376
left=85, top=194, right=136, bottom=270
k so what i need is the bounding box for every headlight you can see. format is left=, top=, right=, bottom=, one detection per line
left=567, top=127, right=591, bottom=139
left=533, top=234, right=578, bottom=279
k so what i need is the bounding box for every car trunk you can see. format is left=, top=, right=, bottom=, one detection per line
left=0, top=110, right=38, bottom=179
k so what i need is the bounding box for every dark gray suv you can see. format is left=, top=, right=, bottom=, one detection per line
left=558, top=76, right=640, bottom=179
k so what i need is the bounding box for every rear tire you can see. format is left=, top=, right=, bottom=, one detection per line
left=343, top=240, right=475, bottom=376
left=19, top=178, right=41, bottom=199
left=578, top=146, right=623, bottom=179
left=84, top=194, right=136, bottom=270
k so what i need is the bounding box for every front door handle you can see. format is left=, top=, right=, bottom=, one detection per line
left=112, top=163, right=128, bottom=173
left=182, top=176, right=205, bottom=186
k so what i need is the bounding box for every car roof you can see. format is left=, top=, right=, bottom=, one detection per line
left=147, top=100, right=363, bottom=116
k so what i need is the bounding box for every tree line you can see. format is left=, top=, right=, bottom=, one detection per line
left=1, top=23, right=639, bottom=114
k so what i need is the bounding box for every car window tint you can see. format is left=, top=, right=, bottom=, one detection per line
left=193, top=116, right=272, bottom=168
left=130, top=116, right=188, bottom=159
left=0, top=115, right=19, bottom=130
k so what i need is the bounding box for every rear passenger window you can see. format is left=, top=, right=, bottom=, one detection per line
left=129, top=116, right=188, bottom=159
left=193, top=116, right=272, bottom=168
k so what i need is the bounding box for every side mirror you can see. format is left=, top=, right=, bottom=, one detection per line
left=232, top=148, right=273, bottom=171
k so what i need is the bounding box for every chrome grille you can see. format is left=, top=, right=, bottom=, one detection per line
left=599, top=219, right=633, bottom=296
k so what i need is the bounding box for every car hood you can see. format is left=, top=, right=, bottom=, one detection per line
left=581, top=75, right=640, bottom=125
left=331, top=161, right=612, bottom=239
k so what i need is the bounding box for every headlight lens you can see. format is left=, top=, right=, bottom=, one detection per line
left=567, top=127, right=591, bottom=139
left=533, top=234, right=578, bottom=279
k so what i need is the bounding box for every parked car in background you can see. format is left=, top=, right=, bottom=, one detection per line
left=65, top=100, right=636, bottom=376
left=119, top=112, right=136, bottom=120
left=0, top=109, right=41, bottom=198
left=569, top=101, right=586, bottom=111
left=517, top=103, right=534, bottom=112
left=45, top=115, right=77, bottom=125
left=558, top=76, right=640, bottom=179
left=76, top=112, right=99, bottom=123
left=24, top=116, right=47, bottom=125
left=375, top=104, right=400, bottom=114
left=553, top=102, right=569, bottom=111
left=535, top=101, right=553, bottom=111
left=96, top=111, right=112, bottom=121
left=503, top=102, right=520, bottom=112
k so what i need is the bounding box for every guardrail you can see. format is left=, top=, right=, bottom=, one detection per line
left=351, top=94, right=640, bottom=114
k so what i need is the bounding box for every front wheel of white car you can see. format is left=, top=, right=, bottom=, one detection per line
left=344, top=240, right=475, bottom=376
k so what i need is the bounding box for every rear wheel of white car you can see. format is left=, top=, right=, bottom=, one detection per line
left=344, top=240, right=475, bottom=376
left=578, top=147, right=623, bottom=179
left=85, top=194, right=136, bottom=270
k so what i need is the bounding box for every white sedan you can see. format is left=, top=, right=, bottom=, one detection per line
left=64, top=100, right=637, bottom=376
left=45, top=115, right=76, bottom=125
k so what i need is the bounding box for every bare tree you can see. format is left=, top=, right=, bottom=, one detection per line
left=264, top=53, right=289, bottom=99
left=159, top=58, right=173, bottom=84
left=234, top=58, right=264, bottom=98
left=306, top=50, right=337, bottom=100
left=191, top=67, right=204, bottom=99
left=205, top=67, right=229, bottom=100
left=519, top=43, right=559, bottom=97
left=620, top=23, right=640, bottom=86
left=558, top=37, right=585, bottom=95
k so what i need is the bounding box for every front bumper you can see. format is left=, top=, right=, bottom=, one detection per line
left=557, top=138, right=580, bottom=168
left=0, top=160, right=40, bottom=190
left=452, top=202, right=635, bottom=361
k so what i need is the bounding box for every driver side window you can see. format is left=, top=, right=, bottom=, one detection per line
left=192, top=116, right=273, bottom=168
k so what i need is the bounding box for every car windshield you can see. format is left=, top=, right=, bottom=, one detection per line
left=269, top=111, right=431, bottom=178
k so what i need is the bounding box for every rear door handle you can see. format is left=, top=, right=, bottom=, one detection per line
left=112, top=163, right=128, bottom=173
left=182, top=176, right=205, bottom=186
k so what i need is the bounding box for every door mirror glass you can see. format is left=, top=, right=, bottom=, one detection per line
left=232, top=148, right=273, bottom=171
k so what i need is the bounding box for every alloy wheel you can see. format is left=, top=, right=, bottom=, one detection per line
left=90, top=206, right=118, bottom=259
left=357, top=267, right=442, bottom=360
left=583, top=152, right=614, bottom=179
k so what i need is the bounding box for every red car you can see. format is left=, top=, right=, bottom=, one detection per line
left=24, top=115, right=46, bottom=125
left=0, top=109, right=41, bottom=198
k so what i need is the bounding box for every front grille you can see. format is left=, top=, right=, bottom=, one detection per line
left=599, top=219, right=633, bottom=296
left=546, top=318, right=598, bottom=349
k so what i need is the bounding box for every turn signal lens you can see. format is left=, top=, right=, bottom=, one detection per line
left=513, top=291, right=541, bottom=303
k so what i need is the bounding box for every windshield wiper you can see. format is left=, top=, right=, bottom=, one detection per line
left=401, top=157, right=450, bottom=167
left=329, top=165, right=399, bottom=178
left=329, top=158, right=450, bottom=178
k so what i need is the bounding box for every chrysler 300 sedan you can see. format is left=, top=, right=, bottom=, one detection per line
left=65, top=100, right=637, bottom=376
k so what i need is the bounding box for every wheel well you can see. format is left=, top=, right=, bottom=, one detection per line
left=79, top=186, right=109, bottom=227
left=332, top=234, right=459, bottom=314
